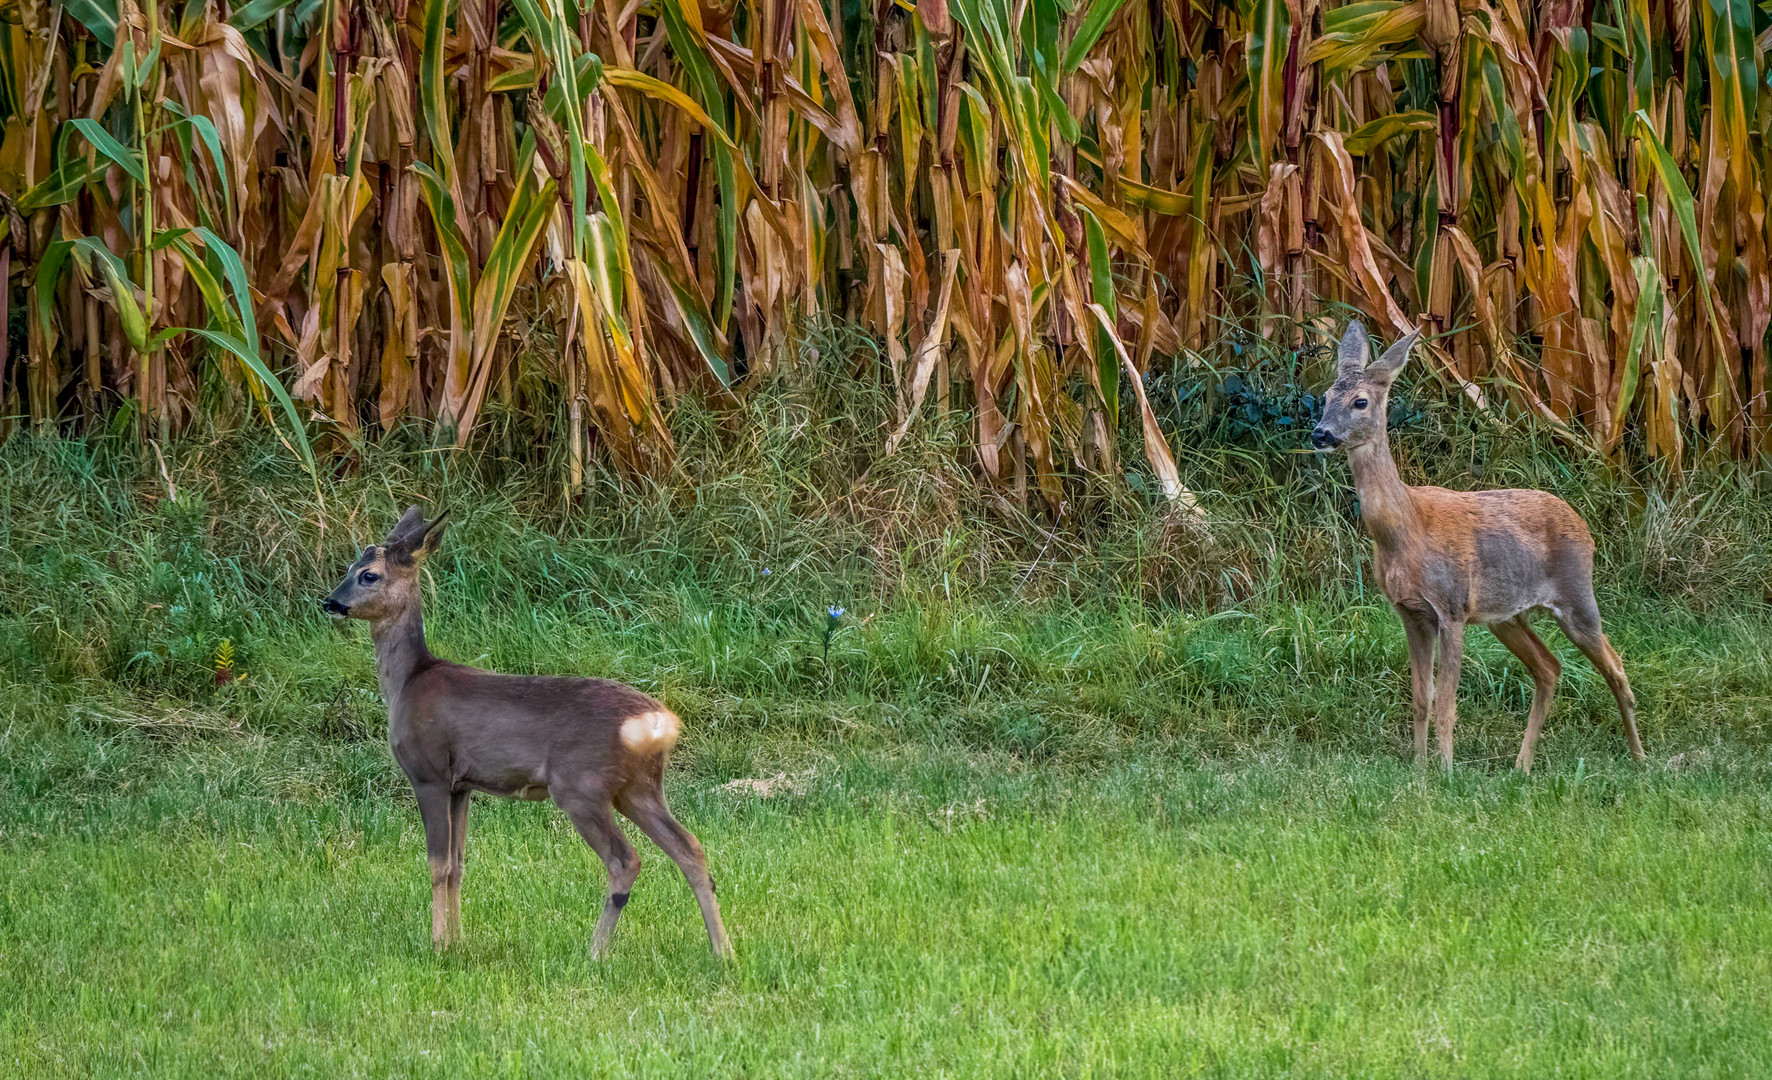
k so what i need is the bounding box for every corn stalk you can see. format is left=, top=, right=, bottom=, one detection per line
left=0, top=0, right=1765, bottom=492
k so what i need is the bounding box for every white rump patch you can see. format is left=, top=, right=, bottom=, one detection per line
left=619, top=709, right=680, bottom=753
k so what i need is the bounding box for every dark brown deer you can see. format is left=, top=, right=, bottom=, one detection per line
left=1310, top=321, right=1645, bottom=772
left=322, top=507, right=733, bottom=958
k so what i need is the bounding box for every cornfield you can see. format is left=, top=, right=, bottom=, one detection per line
left=0, top=0, right=1765, bottom=499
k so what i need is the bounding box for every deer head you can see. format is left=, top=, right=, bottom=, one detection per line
left=322, top=506, right=449, bottom=622
left=1310, top=321, right=1420, bottom=452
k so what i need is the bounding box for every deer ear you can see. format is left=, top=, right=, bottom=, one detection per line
left=386, top=505, right=427, bottom=546
left=1337, top=320, right=1370, bottom=373
left=416, top=509, right=450, bottom=560
left=385, top=505, right=443, bottom=564
left=1365, top=329, right=1420, bottom=385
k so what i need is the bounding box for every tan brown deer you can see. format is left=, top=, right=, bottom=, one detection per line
left=1309, top=321, right=1645, bottom=772
left=322, top=507, right=733, bottom=959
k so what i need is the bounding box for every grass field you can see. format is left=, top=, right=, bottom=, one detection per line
left=3, top=392, right=1772, bottom=1076
left=5, top=738, right=1772, bottom=1077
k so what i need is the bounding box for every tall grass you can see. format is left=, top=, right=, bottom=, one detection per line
left=3, top=340, right=1768, bottom=765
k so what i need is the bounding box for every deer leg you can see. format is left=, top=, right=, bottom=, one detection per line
left=556, top=789, right=641, bottom=959
left=414, top=783, right=458, bottom=948
left=618, top=781, right=734, bottom=960
left=1489, top=617, right=1561, bottom=774
left=1399, top=611, right=1438, bottom=764
left=1556, top=606, right=1644, bottom=763
left=444, top=789, right=470, bottom=941
left=1432, top=623, right=1466, bottom=769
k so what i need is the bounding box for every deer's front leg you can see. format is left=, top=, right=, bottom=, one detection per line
left=1432, top=623, right=1466, bottom=769
left=1398, top=610, right=1438, bottom=764
left=414, top=783, right=458, bottom=948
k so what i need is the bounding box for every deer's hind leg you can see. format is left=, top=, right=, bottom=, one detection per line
left=1554, top=597, right=1645, bottom=763
left=1489, top=617, right=1561, bottom=774
left=618, top=773, right=734, bottom=960
left=554, top=787, right=642, bottom=959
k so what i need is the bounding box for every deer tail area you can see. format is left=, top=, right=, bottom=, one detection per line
left=619, top=709, right=681, bottom=756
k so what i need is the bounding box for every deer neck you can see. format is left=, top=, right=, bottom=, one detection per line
left=370, top=601, right=433, bottom=714
left=1346, top=436, right=1418, bottom=550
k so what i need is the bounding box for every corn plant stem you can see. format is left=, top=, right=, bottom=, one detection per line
left=134, top=2, right=165, bottom=443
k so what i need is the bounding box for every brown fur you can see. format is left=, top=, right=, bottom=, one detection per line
left=1311, top=323, right=1644, bottom=771
left=323, top=507, right=733, bottom=958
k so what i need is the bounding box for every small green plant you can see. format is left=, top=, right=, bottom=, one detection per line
left=822, top=606, right=845, bottom=671
left=212, top=638, right=234, bottom=687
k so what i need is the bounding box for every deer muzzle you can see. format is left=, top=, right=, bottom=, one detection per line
left=322, top=597, right=351, bottom=616
left=1309, top=427, right=1341, bottom=450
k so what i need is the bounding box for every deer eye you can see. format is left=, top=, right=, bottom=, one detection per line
left=359, top=570, right=381, bottom=585
left=1353, top=397, right=1369, bottom=410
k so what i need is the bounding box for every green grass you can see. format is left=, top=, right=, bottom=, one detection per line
left=4, top=363, right=1772, bottom=1076
left=5, top=745, right=1772, bottom=1077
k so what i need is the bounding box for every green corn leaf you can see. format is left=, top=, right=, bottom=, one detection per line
left=33, top=240, right=74, bottom=343
left=1703, top=0, right=1757, bottom=143
left=1624, top=0, right=1653, bottom=110
left=582, top=143, right=625, bottom=246
left=1481, top=57, right=1524, bottom=178
left=1632, top=110, right=1724, bottom=347
left=1321, top=0, right=1406, bottom=33
left=194, top=227, right=261, bottom=357
left=1610, top=255, right=1664, bottom=437
left=64, top=0, right=119, bottom=46
left=658, top=1, right=723, bottom=113
left=897, top=53, right=925, bottom=178
left=1029, top=56, right=1080, bottom=142
left=411, top=161, right=476, bottom=433
left=135, top=42, right=162, bottom=88
left=1343, top=110, right=1435, bottom=155
left=410, top=164, right=473, bottom=288
left=69, top=119, right=146, bottom=185
left=584, top=212, right=631, bottom=354
left=1024, top=0, right=1060, bottom=75
left=657, top=3, right=736, bottom=328
left=167, top=238, right=235, bottom=337
left=1082, top=206, right=1119, bottom=428
left=162, top=102, right=234, bottom=226
left=63, top=237, right=148, bottom=353
left=421, top=0, right=456, bottom=187
left=1060, top=0, right=1132, bottom=73
left=487, top=63, right=538, bottom=94
left=148, top=228, right=195, bottom=251
left=1414, top=166, right=1440, bottom=307
left=710, top=144, right=737, bottom=331
left=957, top=84, right=995, bottom=190
left=16, top=158, right=100, bottom=213
left=659, top=264, right=733, bottom=387
left=226, top=0, right=299, bottom=31
left=472, top=135, right=557, bottom=364
left=185, top=328, right=316, bottom=473
left=1588, top=23, right=1626, bottom=56
left=1245, top=0, right=1290, bottom=173
left=539, top=51, right=605, bottom=119
left=508, top=0, right=557, bottom=56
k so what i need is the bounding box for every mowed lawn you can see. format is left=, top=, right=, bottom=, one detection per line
left=3, top=749, right=1769, bottom=1078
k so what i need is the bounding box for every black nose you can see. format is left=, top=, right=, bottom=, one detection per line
left=1310, top=428, right=1340, bottom=450
left=322, top=597, right=349, bottom=616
